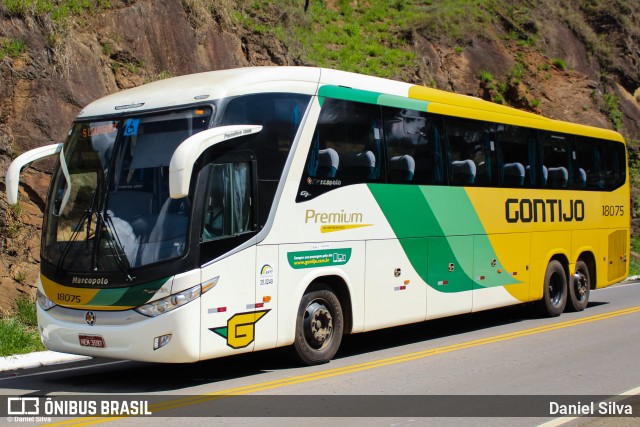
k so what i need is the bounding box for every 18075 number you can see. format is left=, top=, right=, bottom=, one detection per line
left=57, top=293, right=81, bottom=303
left=602, top=205, right=624, bottom=216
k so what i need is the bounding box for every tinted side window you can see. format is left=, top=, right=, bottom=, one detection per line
left=444, top=117, right=497, bottom=186
left=382, top=107, right=444, bottom=185
left=201, top=162, right=254, bottom=242
left=298, top=98, right=383, bottom=201
left=221, top=93, right=311, bottom=180
left=602, top=140, right=626, bottom=190
left=541, top=132, right=572, bottom=188
left=573, top=137, right=604, bottom=189
left=495, top=125, right=539, bottom=187
left=220, top=93, right=310, bottom=223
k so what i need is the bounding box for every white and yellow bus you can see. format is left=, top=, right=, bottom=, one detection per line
left=6, top=67, right=629, bottom=365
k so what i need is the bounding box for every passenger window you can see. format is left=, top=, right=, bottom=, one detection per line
left=298, top=98, right=383, bottom=201
left=383, top=107, right=444, bottom=185
left=541, top=132, right=571, bottom=188
left=573, top=137, right=604, bottom=189
left=495, top=125, right=539, bottom=187
left=444, top=117, right=496, bottom=186
left=602, top=140, right=626, bottom=190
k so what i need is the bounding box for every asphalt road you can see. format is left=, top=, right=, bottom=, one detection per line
left=1, top=282, right=639, bottom=427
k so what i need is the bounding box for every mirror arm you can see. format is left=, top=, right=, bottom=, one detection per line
left=5, top=143, right=64, bottom=205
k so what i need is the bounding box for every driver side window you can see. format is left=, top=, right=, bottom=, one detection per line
left=202, top=162, right=254, bottom=242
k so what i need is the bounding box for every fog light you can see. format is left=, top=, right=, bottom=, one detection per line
left=153, top=334, right=172, bottom=350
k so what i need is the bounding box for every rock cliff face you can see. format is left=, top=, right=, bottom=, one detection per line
left=0, top=0, right=639, bottom=310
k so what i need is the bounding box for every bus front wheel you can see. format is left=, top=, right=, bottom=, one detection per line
left=535, top=260, right=567, bottom=317
left=567, top=260, right=590, bottom=312
left=293, top=285, right=343, bottom=365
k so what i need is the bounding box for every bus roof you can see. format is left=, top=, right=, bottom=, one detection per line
left=77, top=66, right=624, bottom=143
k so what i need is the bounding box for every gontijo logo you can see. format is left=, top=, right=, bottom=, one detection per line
left=304, top=209, right=373, bottom=233
left=505, top=198, right=585, bottom=223
left=210, top=310, right=270, bottom=349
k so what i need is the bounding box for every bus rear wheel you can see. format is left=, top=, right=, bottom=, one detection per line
left=535, top=260, right=567, bottom=317
left=293, top=285, right=343, bottom=365
left=567, top=260, right=590, bottom=312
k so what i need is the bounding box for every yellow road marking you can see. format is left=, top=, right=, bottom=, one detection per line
left=43, top=305, right=640, bottom=426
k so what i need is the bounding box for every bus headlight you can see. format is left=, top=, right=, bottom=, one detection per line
left=37, top=289, right=57, bottom=311
left=135, top=284, right=201, bottom=317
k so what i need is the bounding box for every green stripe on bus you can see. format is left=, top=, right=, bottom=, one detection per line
left=318, top=86, right=429, bottom=111
left=377, top=94, right=428, bottom=111
left=88, top=277, right=170, bottom=307
left=368, top=184, right=518, bottom=292
left=86, top=287, right=128, bottom=306
left=318, top=85, right=380, bottom=105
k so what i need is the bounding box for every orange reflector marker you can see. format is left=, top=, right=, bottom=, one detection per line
left=404, top=280, right=410, bottom=285
left=202, top=276, right=220, bottom=293
left=263, top=296, right=272, bottom=303
left=195, top=109, right=205, bottom=115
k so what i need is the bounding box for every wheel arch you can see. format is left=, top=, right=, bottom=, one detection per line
left=304, top=275, right=353, bottom=335
left=576, top=251, right=597, bottom=290
left=549, top=253, right=570, bottom=281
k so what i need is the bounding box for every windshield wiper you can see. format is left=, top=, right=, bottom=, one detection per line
left=98, top=211, right=134, bottom=282
left=55, top=207, right=92, bottom=277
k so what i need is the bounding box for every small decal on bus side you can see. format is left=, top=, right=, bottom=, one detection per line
left=258, top=264, right=274, bottom=286
left=602, top=205, right=624, bottom=216
left=287, top=248, right=352, bottom=269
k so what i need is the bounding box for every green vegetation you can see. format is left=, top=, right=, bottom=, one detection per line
left=508, top=61, right=525, bottom=84
left=602, top=92, right=623, bottom=131
left=1, top=0, right=113, bottom=67
left=0, top=0, right=111, bottom=21
left=551, top=58, right=568, bottom=71
left=479, top=70, right=493, bottom=83
left=631, top=234, right=640, bottom=277
left=233, top=0, right=420, bottom=79
left=0, top=297, right=45, bottom=357
left=4, top=202, right=22, bottom=239
left=0, top=37, right=27, bottom=60
left=418, top=0, right=494, bottom=43
left=155, top=70, right=172, bottom=80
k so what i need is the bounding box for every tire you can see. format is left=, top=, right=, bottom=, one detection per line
left=292, top=285, right=344, bottom=365
left=567, top=260, right=590, bottom=312
left=534, top=260, right=567, bottom=317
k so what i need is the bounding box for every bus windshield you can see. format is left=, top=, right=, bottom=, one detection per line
left=43, top=108, right=213, bottom=274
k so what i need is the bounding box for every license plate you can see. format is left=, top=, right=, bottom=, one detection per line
left=79, top=335, right=105, bottom=348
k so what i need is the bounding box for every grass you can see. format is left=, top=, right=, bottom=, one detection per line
left=1, top=0, right=112, bottom=68
left=603, top=92, right=623, bottom=131
left=630, top=235, right=640, bottom=277
left=479, top=70, right=493, bottom=83
left=0, top=37, right=27, bottom=60
left=551, top=58, right=568, bottom=70
left=418, top=0, right=494, bottom=43
left=234, top=0, right=420, bottom=80
left=0, top=297, right=45, bottom=357
left=0, top=0, right=111, bottom=21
